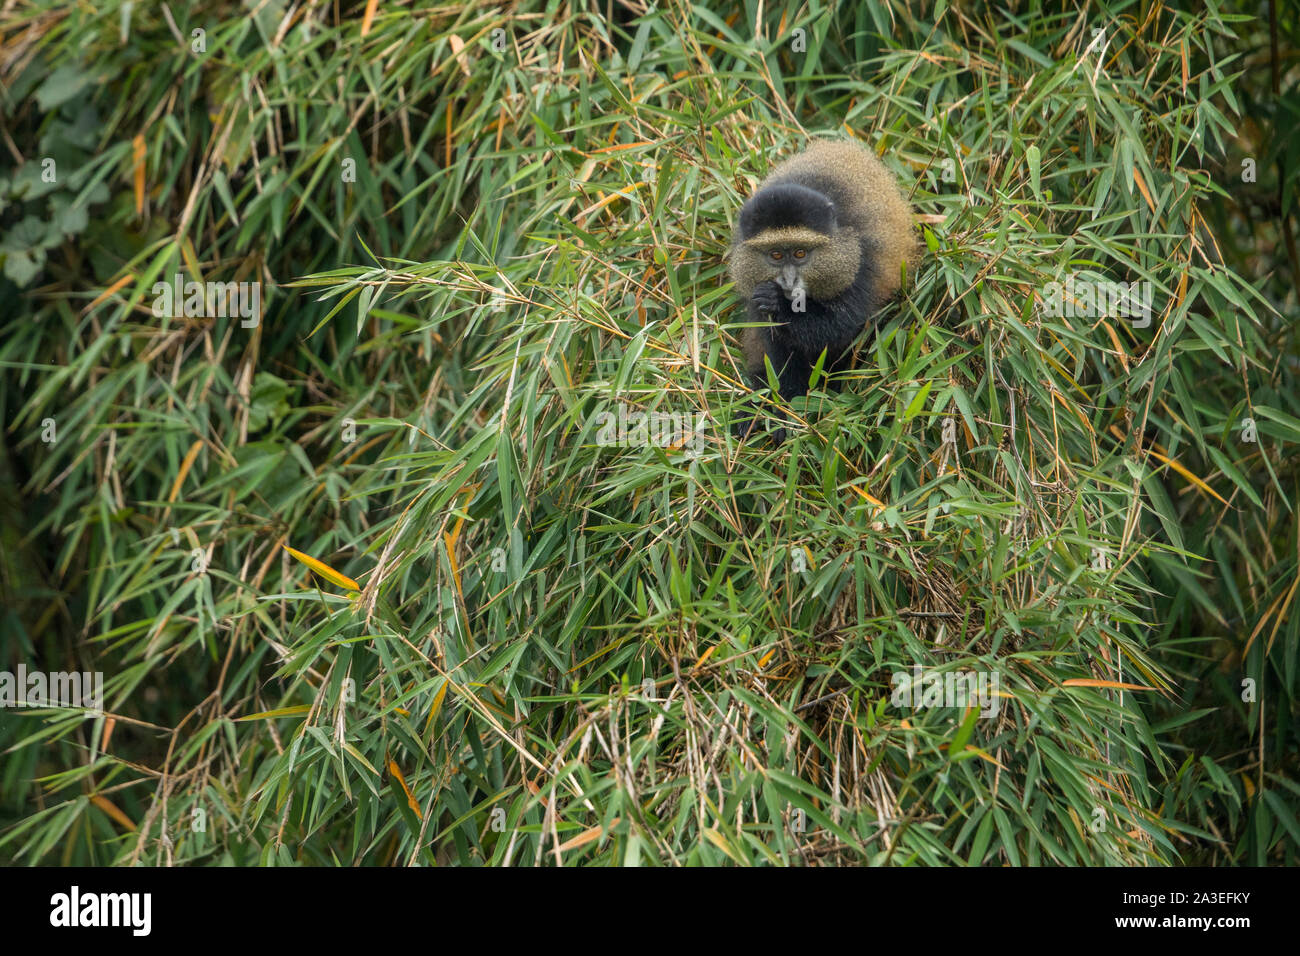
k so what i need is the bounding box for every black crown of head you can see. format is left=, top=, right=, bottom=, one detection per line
left=738, top=183, right=837, bottom=240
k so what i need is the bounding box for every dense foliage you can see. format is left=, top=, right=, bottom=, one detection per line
left=1, top=0, right=1296, bottom=865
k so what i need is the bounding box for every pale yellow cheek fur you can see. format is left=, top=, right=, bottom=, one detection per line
left=729, top=237, right=861, bottom=300
left=743, top=226, right=829, bottom=250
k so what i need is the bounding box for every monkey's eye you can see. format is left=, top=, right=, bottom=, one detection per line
left=770, top=251, right=784, bottom=261
left=793, top=249, right=806, bottom=259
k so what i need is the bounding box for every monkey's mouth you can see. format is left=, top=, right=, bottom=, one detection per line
left=776, top=273, right=805, bottom=299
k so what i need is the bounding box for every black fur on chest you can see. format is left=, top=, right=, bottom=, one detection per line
left=756, top=237, right=884, bottom=359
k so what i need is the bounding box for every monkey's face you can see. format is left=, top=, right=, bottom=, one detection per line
left=734, top=228, right=858, bottom=305
left=734, top=227, right=829, bottom=299
left=764, top=245, right=816, bottom=299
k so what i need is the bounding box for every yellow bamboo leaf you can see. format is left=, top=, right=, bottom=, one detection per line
left=558, top=818, right=620, bottom=853
left=1131, top=166, right=1156, bottom=213
left=846, top=484, right=887, bottom=511
left=83, top=273, right=134, bottom=315
left=447, top=34, right=472, bottom=77
left=1050, top=387, right=1093, bottom=429
left=1109, top=425, right=1231, bottom=506
left=424, top=679, right=449, bottom=733
left=702, top=827, right=744, bottom=864
left=168, top=439, right=203, bottom=503
left=691, top=645, right=717, bottom=671
left=588, top=141, right=653, bottom=155
left=1101, top=320, right=1129, bottom=371
left=1249, top=573, right=1299, bottom=658
left=1243, top=592, right=1281, bottom=659
left=360, top=0, right=379, bottom=36
left=132, top=134, right=146, bottom=215
left=342, top=742, right=379, bottom=776
left=1144, top=447, right=1230, bottom=506
left=236, top=705, right=311, bottom=721
left=964, top=746, right=1007, bottom=769
left=387, top=760, right=422, bottom=819
left=575, top=182, right=645, bottom=224
left=283, top=545, right=360, bottom=591
left=91, top=794, right=137, bottom=831
left=568, top=636, right=633, bottom=673
left=1062, top=678, right=1155, bottom=691
left=446, top=99, right=453, bottom=167
left=179, top=236, right=204, bottom=285
left=443, top=527, right=464, bottom=604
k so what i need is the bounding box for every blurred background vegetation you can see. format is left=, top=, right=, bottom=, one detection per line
left=0, top=0, right=1296, bottom=865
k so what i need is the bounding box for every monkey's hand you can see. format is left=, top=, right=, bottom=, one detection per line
left=732, top=413, right=788, bottom=446
left=732, top=413, right=760, bottom=441
left=750, top=280, right=783, bottom=316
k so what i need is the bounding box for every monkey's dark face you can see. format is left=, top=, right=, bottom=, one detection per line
left=732, top=227, right=860, bottom=304
left=730, top=177, right=873, bottom=308
left=762, top=243, right=816, bottom=298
